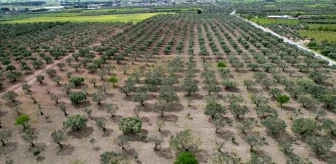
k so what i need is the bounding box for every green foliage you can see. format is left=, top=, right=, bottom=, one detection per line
left=181, top=77, right=199, bottom=96
left=174, top=151, right=198, bottom=164
left=36, top=75, right=45, bottom=84
left=230, top=104, right=248, bottom=119
left=291, top=118, right=317, bottom=137
left=108, top=76, right=119, bottom=87
left=158, top=85, right=179, bottom=103
left=100, top=151, right=127, bottom=164
left=118, top=117, right=142, bottom=134
left=261, top=117, right=286, bottom=136
left=2, top=91, right=18, bottom=102
left=307, top=136, right=333, bottom=155
left=63, top=115, right=88, bottom=131
left=68, top=92, right=87, bottom=104
left=276, top=95, right=290, bottom=107
left=14, top=114, right=30, bottom=129
left=205, top=101, right=226, bottom=119
left=22, top=129, right=38, bottom=147
left=51, top=130, right=65, bottom=147
left=245, top=135, right=265, bottom=152
left=217, top=61, right=226, bottom=68
left=69, top=76, right=85, bottom=86
left=169, top=129, right=202, bottom=153
left=249, top=152, right=273, bottom=164
left=0, top=129, right=12, bottom=146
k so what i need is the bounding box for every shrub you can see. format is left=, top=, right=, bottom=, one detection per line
left=174, top=151, right=198, bottom=164
left=217, top=61, right=226, bottom=68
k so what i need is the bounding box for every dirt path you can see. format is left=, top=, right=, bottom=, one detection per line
left=234, top=14, right=335, bottom=66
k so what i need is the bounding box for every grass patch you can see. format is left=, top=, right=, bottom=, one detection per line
left=2, top=13, right=166, bottom=24
left=299, top=30, right=336, bottom=43
left=251, top=18, right=299, bottom=25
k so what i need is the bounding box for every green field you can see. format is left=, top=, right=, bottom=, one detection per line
left=1, top=13, right=166, bottom=23
left=304, top=3, right=330, bottom=7
left=251, top=17, right=300, bottom=25
left=299, top=30, right=336, bottom=43
left=307, top=24, right=336, bottom=31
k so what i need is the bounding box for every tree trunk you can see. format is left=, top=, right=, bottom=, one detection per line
left=154, top=144, right=158, bottom=151
left=57, top=142, right=63, bottom=148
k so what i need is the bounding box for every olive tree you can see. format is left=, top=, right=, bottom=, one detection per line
left=230, top=104, right=248, bottom=119
left=132, top=87, right=149, bottom=106
left=95, top=117, right=107, bottom=132
left=322, top=119, right=336, bottom=136
left=169, top=129, right=202, bottom=153
left=51, top=129, right=65, bottom=147
left=92, top=90, right=106, bottom=105
left=149, top=135, right=164, bottom=151
left=105, top=103, right=119, bottom=117
left=243, top=79, right=255, bottom=89
left=261, top=117, right=286, bottom=136
left=181, top=77, right=199, bottom=96
left=0, top=129, right=12, bottom=146
left=21, top=84, right=32, bottom=92
left=118, top=117, right=142, bottom=134
left=250, top=95, right=268, bottom=107
left=307, top=136, right=333, bottom=155
left=205, top=101, right=226, bottom=119
left=297, top=94, right=318, bottom=108
left=291, top=118, right=317, bottom=137
left=245, top=135, right=265, bottom=152
left=158, top=85, right=179, bottom=103
left=154, top=100, right=172, bottom=118
left=68, top=92, right=87, bottom=104
left=63, top=115, right=88, bottom=131
left=36, top=75, right=45, bottom=84
left=68, top=76, right=84, bottom=86
left=22, top=129, right=38, bottom=147
left=2, top=91, right=19, bottom=102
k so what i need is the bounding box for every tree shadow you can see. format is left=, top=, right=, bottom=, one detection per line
left=187, top=93, right=204, bottom=100
left=68, top=126, right=94, bottom=139
left=72, top=101, right=92, bottom=109
left=160, top=129, right=171, bottom=138
left=163, top=114, right=178, bottom=122
left=171, top=102, right=184, bottom=112
left=36, top=156, right=46, bottom=162
left=216, top=130, right=234, bottom=140
left=56, top=144, right=75, bottom=156
left=127, top=129, right=149, bottom=143
left=102, top=128, right=113, bottom=137
left=110, top=115, right=122, bottom=123
left=122, top=95, right=133, bottom=101
left=194, top=149, right=209, bottom=163
left=281, top=106, right=296, bottom=111
left=0, top=142, right=18, bottom=155
left=28, top=143, right=47, bottom=152
left=154, top=147, right=174, bottom=159
left=224, top=87, right=241, bottom=93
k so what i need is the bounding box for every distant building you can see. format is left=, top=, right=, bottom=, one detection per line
left=43, top=6, right=65, bottom=11
left=87, top=4, right=102, bottom=9
left=267, top=15, right=295, bottom=19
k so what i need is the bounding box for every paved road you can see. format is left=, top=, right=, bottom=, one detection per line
left=231, top=11, right=335, bottom=66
